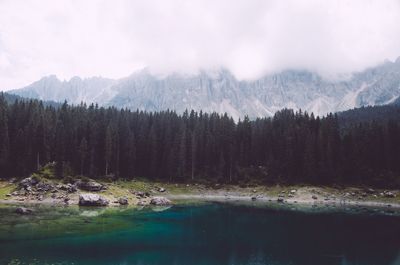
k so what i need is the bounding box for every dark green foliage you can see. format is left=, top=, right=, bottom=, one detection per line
left=0, top=92, right=400, bottom=187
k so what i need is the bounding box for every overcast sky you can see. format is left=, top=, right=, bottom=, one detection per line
left=1, top=0, right=400, bottom=90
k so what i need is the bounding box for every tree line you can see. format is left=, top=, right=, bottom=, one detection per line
left=0, top=93, right=399, bottom=187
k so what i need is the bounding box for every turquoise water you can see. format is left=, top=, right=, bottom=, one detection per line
left=0, top=202, right=399, bottom=265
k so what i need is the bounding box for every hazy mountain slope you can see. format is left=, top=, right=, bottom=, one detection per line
left=10, top=75, right=116, bottom=105
left=9, top=58, right=400, bottom=119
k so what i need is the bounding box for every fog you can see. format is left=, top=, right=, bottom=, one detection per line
left=1, top=0, right=400, bottom=90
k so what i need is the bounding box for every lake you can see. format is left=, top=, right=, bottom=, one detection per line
left=0, top=202, right=399, bottom=265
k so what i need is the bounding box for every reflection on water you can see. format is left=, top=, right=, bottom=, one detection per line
left=0, top=202, right=399, bottom=265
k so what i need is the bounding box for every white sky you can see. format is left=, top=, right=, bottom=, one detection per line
left=1, top=0, right=400, bottom=90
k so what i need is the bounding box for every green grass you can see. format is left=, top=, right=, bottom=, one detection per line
left=0, top=182, right=16, bottom=199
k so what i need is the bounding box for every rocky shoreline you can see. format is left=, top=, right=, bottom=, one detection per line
left=0, top=177, right=172, bottom=210
left=1, top=177, right=399, bottom=211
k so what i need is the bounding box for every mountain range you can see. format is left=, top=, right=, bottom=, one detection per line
left=9, top=58, right=400, bottom=120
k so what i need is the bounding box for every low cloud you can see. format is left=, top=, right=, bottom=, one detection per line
left=1, top=0, right=400, bottom=90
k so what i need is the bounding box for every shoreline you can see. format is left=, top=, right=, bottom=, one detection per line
left=1, top=179, right=399, bottom=211
left=166, top=194, right=400, bottom=209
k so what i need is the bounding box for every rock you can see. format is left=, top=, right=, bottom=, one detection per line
left=158, top=187, right=166, bottom=193
left=137, top=200, right=146, bottom=206
left=277, top=198, right=284, bottom=203
left=19, top=177, right=39, bottom=188
left=51, top=194, right=57, bottom=199
left=252, top=189, right=257, bottom=193
left=6, top=193, right=11, bottom=197
left=78, top=180, right=104, bottom=192
left=118, top=197, right=129, bottom=205
left=67, top=184, right=78, bottom=193
left=36, top=182, right=54, bottom=192
left=59, top=183, right=77, bottom=193
left=135, top=191, right=145, bottom=198
left=11, top=191, right=19, bottom=196
left=79, top=194, right=109, bottom=206
left=312, top=195, right=318, bottom=200
left=37, top=195, right=44, bottom=201
left=290, top=189, right=297, bottom=194
left=366, top=188, right=375, bottom=194
left=9, top=177, right=17, bottom=183
left=384, top=191, right=396, bottom=198
left=251, top=196, right=257, bottom=201
left=15, top=207, right=33, bottom=215
left=150, top=196, right=172, bottom=206
left=151, top=205, right=172, bottom=212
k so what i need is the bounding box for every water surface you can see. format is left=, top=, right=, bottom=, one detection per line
left=0, top=202, right=399, bottom=265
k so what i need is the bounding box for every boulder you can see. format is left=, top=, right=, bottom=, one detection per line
left=290, top=189, right=297, bottom=194
left=312, top=195, right=318, bottom=200
left=15, top=207, right=33, bottom=215
left=251, top=196, right=257, bottom=201
left=134, top=191, right=146, bottom=198
left=158, top=187, right=166, bottom=193
left=137, top=200, right=146, bottom=206
left=277, top=197, right=284, bottom=203
left=78, top=181, right=104, bottom=192
left=150, top=196, right=172, bottom=206
left=118, top=197, right=129, bottom=205
left=20, top=177, right=39, bottom=189
left=79, top=193, right=109, bottom=206
left=36, top=182, right=54, bottom=192
left=59, top=183, right=78, bottom=193
left=384, top=191, right=396, bottom=198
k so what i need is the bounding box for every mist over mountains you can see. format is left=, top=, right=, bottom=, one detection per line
left=10, top=58, right=400, bottom=120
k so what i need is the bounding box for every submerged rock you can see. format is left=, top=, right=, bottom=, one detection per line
left=150, top=196, right=172, bottom=206
left=15, top=207, right=33, bottom=215
left=151, top=205, right=172, bottom=212
left=79, top=193, right=109, bottom=206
